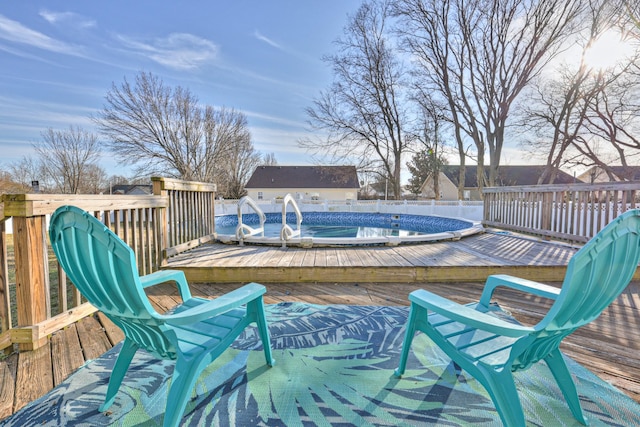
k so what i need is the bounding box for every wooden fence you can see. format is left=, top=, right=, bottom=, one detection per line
left=483, top=181, right=640, bottom=243
left=0, top=177, right=216, bottom=351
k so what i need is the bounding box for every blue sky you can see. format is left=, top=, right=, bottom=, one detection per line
left=0, top=1, right=363, bottom=176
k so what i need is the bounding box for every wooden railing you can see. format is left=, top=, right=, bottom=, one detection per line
left=4, top=177, right=635, bottom=351
left=0, top=177, right=215, bottom=351
left=483, top=181, right=640, bottom=243
left=152, top=177, right=217, bottom=260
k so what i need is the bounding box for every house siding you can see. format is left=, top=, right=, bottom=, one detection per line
left=419, top=172, right=460, bottom=200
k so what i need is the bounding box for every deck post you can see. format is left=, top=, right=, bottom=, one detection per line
left=13, top=215, right=49, bottom=350
left=152, top=178, right=170, bottom=267
left=0, top=218, right=11, bottom=333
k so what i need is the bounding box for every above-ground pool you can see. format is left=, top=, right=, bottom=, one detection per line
left=215, top=211, right=482, bottom=246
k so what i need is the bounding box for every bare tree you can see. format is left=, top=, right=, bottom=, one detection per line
left=94, top=71, right=253, bottom=183
left=395, top=0, right=583, bottom=195
left=262, top=152, right=278, bottom=166
left=583, top=76, right=640, bottom=170
left=0, top=169, right=30, bottom=194
left=8, top=156, right=42, bottom=190
left=301, top=0, right=412, bottom=200
left=81, top=164, right=109, bottom=194
left=34, top=126, right=103, bottom=194
left=409, top=94, right=449, bottom=199
left=216, top=124, right=262, bottom=199
left=521, top=0, right=640, bottom=180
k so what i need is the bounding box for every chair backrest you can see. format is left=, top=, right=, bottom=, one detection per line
left=513, top=209, right=640, bottom=370
left=49, top=205, right=177, bottom=359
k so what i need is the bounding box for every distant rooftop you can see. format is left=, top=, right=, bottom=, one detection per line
left=441, top=165, right=576, bottom=187
left=110, top=184, right=152, bottom=195
left=245, top=166, right=360, bottom=189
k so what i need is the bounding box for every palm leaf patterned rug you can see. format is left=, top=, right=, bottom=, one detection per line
left=3, top=302, right=639, bottom=426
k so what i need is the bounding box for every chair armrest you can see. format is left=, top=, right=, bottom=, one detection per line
left=409, top=289, right=534, bottom=338
left=163, top=282, right=266, bottom=326
left=139, top=269, right=192, bottom=301
left=478, top=274, right=561, bottom=308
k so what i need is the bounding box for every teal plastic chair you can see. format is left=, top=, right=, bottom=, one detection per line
left=49, top=205, right=275, bottom=427
left=395, top=209, right=640, bottom=426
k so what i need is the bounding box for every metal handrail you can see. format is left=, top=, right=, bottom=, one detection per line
left=236, top=196, right=266, bottom=245
left=280, top=193, right=303, bottom=247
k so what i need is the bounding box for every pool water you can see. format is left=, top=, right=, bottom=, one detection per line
left=217, top=222, right=426, bottom=238
left=215, top=211, right=477, bottom=243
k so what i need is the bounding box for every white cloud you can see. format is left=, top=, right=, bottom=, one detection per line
left=0, top=94, right=97, bottom=129
left=116, top=33, right=218, bottom=71
left=0, top=14, right=81, bottom=55
left=254, top=30, right=284, bottom=50
left=39, top=10, right=96, bottom=29
left=244, top=110, right=306, bottom=129
left=0, top=42, right=60, bottom=63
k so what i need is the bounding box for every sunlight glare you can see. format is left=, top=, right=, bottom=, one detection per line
left=583, top=30, right=635, bottom=71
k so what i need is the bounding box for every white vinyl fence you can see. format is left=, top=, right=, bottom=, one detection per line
left=215, top=198, right=484, bottom=222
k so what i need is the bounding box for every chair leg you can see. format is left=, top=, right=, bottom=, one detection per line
left=394, top=304, right=419, bottom=377
left=251, top=299, right=275, bottom=366
left=545, top=349, right=588, bottom=425
left=163, top=356, right=208, bottom=427
left=99, top=338, right=138, bottom=412
left=478, top=369, right=526, bottom=427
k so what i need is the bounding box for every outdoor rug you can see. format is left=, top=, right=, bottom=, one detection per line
left=3, top=302, right=640, bottom=426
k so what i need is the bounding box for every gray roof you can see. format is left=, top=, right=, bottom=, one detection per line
left=245, top=166, right=360, bottom=189
left=441, top=165, right=575, bottom=187
left=605, top=166, right=640, bottom=181
left=111, top=184, right=153, bottom=195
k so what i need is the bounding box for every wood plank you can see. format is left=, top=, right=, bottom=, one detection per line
left=241, top=246, right=272, bottom=267
left=0, top=353, right=17, bottom=419
left=335, top=246, right=356, bottom=267
left=96, top=312, right=125, bottom=345
left=270, top=247, right=291, bottom=267
left=50, top=324, right=85, bottom=386
left=177, top=263, right=570, bottom=284
left=288, top=248, right=307, bottom=267
left=75, top=315, right=113, bottom=361
left=256, top=246, right=286, bottom=267
left=13, top=343, right=53, bottom=412
left=383, top=247, right=420, bottom=267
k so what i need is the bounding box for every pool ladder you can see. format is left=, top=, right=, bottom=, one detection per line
left=280, top=193, right=303, bottom=248
left=236, top=196, right=266, bottom=245
left=235, top=194, right=303, bottom=247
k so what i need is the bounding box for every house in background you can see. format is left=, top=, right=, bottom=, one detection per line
left=577, top=165, right=640, bottom=183
left=244, top=165, right=360, bottom=201
left=420, top=165, right=576, bottom=201
left=110, top=184, right=153, bottom=195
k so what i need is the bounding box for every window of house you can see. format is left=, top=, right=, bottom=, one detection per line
left=257, top=192, right=263, bottom=200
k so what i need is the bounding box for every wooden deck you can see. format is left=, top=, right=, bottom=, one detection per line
left=0, top=231, right=638, bottom=422
left=166, top=231, right=584, bottom=283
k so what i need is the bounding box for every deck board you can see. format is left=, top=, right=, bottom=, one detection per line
left=50, top=324, right=84, bottom=386
left=76, top=315, right=113, bottom=360
left=13, top=344, right=53, bottom=413
left=165, top=232, right=588, bottom=284
left=0, top=232, right=638, bottom=422
left=0, top=354, right=17, bottom=419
